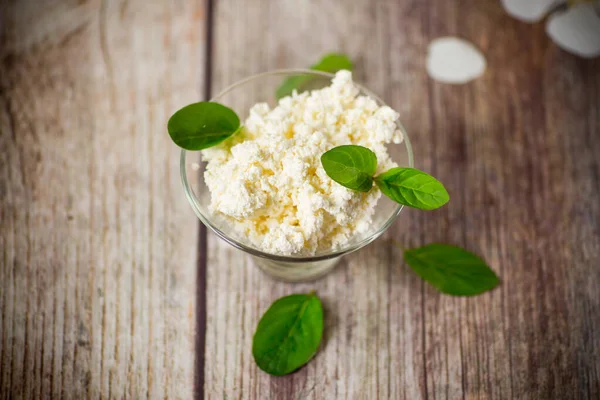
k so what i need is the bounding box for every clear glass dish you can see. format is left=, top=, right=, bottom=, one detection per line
left=181, top=69, right=413, bottom=282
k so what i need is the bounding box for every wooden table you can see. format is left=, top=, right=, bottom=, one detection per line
left=1, top=0, right=599, bottom=398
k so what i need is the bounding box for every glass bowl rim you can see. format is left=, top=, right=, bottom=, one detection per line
left=180, top=68, right=414, bottom=262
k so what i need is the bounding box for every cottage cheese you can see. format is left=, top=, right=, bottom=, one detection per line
left=202, top=70, right=403, bottom=255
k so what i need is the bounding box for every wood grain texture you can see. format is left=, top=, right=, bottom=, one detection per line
left=204, top=0, right=600, bottom=399
left=0, top=0, right=204, bottom=398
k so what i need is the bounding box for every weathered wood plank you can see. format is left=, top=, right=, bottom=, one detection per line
left=205, top=0, right=600, bottom=399
left=0, top=0, right=204, bottom=398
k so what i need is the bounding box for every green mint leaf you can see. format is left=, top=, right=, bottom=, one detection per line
left=321, top=145, right=377, bottom=192
left=404, top=244, right=499, bottom=296
left=167, top=101, right=240, bottom=150
left=252, top=293, right=324, bottom=376
left=276, top=75, right=309, bottom=100
left=311, top=53, right=353, bottom=73
left=276, top=53, right=353, bottom=99
left=374, top=167, right=449, bottom=210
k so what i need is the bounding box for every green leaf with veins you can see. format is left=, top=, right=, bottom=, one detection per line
left=167, top=101, right=240, bottom=150
left=252, top=293, right=324, bottom=376
left=321, top=145, right=378, bottom=192
left=374, top=167, right=449, bottom=210
left=404, top=243, right=499, bottom=296
left=276, top=53, right=353, bottom=99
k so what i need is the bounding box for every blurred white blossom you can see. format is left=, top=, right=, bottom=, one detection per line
left=501, top=0, right=559, bottom=22
left=546, top=3, right=600, bottom=58
left=426, top=37, right=487, bottom=84
left=500, top=0, right=600, bottom=58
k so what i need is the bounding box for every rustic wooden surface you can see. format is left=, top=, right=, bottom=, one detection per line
left=204, top=0, right=600, bottom=399
left=1, top=0, right=600, bottom=399
left=0, top=0, right=203, bottom=398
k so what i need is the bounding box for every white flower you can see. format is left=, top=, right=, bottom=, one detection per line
left=546, top=3, right=600, bottom=58
left=500, top=0, right=558, bottom=23
left=500, top=0, right=600, bottom=58
left=425, top=37, right=487, bottom=84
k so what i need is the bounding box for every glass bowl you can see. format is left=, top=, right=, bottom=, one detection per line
left=181, top=69, right=413, bottom=282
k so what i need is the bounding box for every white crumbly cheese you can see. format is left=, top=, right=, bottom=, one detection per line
left=202, top=70, right=403, bottom=256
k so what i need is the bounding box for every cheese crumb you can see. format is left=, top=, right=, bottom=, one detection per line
left=202, top=70, right=403, bottom=256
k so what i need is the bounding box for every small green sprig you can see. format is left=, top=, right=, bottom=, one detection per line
left=321, top=145, right=449, bottom=210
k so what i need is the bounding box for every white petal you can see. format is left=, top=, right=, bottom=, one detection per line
left=500, top=0, right=558, bottom=23
left=546, top=3, right=600, bottom=58
left=426, top=37, right=487, bottom=85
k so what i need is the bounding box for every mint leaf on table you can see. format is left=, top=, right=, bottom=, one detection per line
left=167, top=101, right=240, bottom=150
left=252, top=293, right=324, bottom=376
left=321, top=145, right=378, bottom=192
left=374, top=167, right=449, bottom=210
left=276, top=53, right=353, bottom=99
left=404, top=244, right=499, bottom=296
